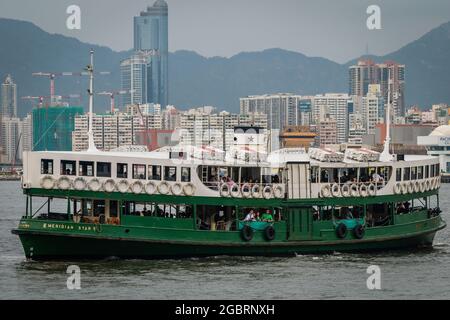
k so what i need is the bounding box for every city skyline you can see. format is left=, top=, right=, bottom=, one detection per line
left=1, top=0, right=450, bottom=63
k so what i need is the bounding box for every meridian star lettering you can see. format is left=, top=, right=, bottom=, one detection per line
left=175, top=304, right=209, bottom=318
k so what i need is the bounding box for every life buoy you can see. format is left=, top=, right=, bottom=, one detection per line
left=401, top=182, right=408, bottom=194
left=273, top=185, right=284, bottom=199
left=394, top=183, right=402, bottom=194
left=171, top=182, right=183, bottom=196
left=367, top=183, right=376, bottom=196
left=251, top=184, right=262, bottom=198
left=241, top=183, right=252, bottom=198
left=88, top=178, right=102, bottom=192
left=359, top=184, right=368, bottom=197
left=241, top=225, right=253, bottom=241
left=353, top=224, right=365, bottom=239
left=407, top=181, right=414, bottom=194
left=414, top=181, right=420, bottom=193
left=264, top=226, right=275, bottom=241
left=350, top=183, right=359, bottom=197
left=321, top=184, right=331, bottom=198
left=73, top=177, right=87, bottom=191
left=335, top=223, right=348, bottom=239
left=145, top=181, right=156, bottom=195
left=158, top=181, right=170, bottom=195
left=183, top=183, right=196, bottom=196
left=103, top=179, right=116, bottom=192
left=419, top=180, right=425, bottom=193
left=40, top=175, right=55, bottom=189
left=219, top=183, right=230, bottom=197
left=230, top=183, right=240, bottom=197
left=57, top=176, right=72, bottom=190
left=341, top=184, right=350, bottom=197
left=117, top=179, right=129, bottom=193
left=425, top=180, right=430, bottom=191
left=262, top=185, right=273, bottom=199
left=131, top=181, right=144, bottom=194
left=331, top=183, right=340, bottom=197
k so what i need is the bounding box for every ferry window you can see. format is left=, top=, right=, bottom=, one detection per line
left=133, top=164, right=146, bottom=179
left=117, top=163, right=128, bottom=178
left=61, top=160, right=76, bottom=176
left=403, top=167, right=411, bottom=181
left=79, top=161, right=94, bottom=176
left=93, top=200, right=105, bottom=217
left=148, top=165, right=161, bottom=180
left=110, top=200, right=118, bottom=218
left=97, top=162, right=111, bottom=177
left=425, top=165, right=429, bottom=178
left=431, top=164, right=435, bottom=177
left=164, top=166, right=177, bottom=181
left=181, top=167, right=191, bottom=182
left=417, top=166, right=423, bottom=179
left=411, top=167, right=417, bottom=180
left=436, top=164, right=440, bottom=175
left=396, top=168, right=402, bottom=181
left=320, top=169, right=330, bottom=183
left=41, top=159, right=53, bottom=174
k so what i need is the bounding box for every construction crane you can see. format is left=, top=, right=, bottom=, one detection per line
left=97, top=90, right=131, bottom=113
left=22, top=94, right=81, bottom=108
left=32, top=71, right=110, bottom=105
left=21, top=96, right=45, bottom=108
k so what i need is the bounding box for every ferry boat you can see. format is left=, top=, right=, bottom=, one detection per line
left=12, top=52, right=446, bottom=259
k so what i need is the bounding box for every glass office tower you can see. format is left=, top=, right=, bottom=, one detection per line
left=133, top=0, right=168, bottom=108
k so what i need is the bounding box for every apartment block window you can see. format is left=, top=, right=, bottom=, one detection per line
left=79, top=161, right=94, bottom=176
left=181, top=167, right=191, bottom=182
left=164, top=166, right=177, bottom=181
left=41, top=159, right=53, bottom=174
left=61, top=160, right=76, bottom=176
left=97, top=162, right=111, bottom=177
left=148, top=165, right=161, bottom=180
left=117, top=163, right=128, bottom=178
left=133, top=164, right=146, bottom=179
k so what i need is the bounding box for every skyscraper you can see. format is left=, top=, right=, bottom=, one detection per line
left=1, top=74, right=17, bottom=118
left=133, top=0, right=169, bottom=107
left=349, top=60, right=405, bottom=117
left=120, top=51, right=152, bottom=105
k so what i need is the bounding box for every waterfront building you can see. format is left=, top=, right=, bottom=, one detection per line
left=418, top=125, right=450, bottom=174
left=120, top=51, right=152, bottom=106
left=0, top=117, right=22, bottom=162
left=279, top=126, right=316, bottom=149
left=133, top=0, right=169, bottom=107
left=21, top=114, right=33, bottom=152
left=318, top=115, right=337, bottom=146
left=1, top=75, right=17, bottom=118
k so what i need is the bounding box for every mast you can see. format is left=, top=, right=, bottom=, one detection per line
left=380, top=68, right=394, bottom=162
left=86, top=49, right=98, bottom=152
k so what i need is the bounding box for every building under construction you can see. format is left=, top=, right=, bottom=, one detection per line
left=32, top=105, right=83, bottom=151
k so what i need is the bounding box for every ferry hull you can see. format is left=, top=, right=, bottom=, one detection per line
left=13, top=226, right=442, bottom=260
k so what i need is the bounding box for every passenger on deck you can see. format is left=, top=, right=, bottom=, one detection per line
left=261, top=209, right=274, bottom=222
left=243, top=210, right=255, bottom=221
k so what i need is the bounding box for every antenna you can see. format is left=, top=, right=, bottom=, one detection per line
left=86, top=49, right=98, bottom=152
left=379, top=69, right=394, bottom=162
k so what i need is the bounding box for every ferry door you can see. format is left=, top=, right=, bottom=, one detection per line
left=286, top=162, right=311, bottom=199
left=287, top=207, right=312, bottom=240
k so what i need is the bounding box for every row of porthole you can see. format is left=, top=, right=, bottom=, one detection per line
left=39, top=175, right=196, bottom=196
left=321, top=183, right=377, bottom=198
left=219, top=183, right=284, bottom=199
left=393, top=177, right=441, bottom=195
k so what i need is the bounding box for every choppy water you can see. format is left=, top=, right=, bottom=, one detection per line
left=0, top=181, right=449, bottom=299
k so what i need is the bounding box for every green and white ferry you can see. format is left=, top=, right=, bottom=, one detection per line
left=12, top=52, right=446, bottom=259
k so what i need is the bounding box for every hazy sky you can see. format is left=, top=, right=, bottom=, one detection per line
left=1, top=0, right=450, bottom=63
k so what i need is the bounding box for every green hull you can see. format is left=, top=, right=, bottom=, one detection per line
left=13, top=215, right=445, bottom=260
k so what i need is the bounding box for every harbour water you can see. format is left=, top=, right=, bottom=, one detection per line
left=0, top=181, right=449, bottom=299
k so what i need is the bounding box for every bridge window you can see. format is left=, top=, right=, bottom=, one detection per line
left=403, top=167, right=411, bottom=181
left=164, top=166, right=177, bottom=181
left=411, top=167, right=417, bottom=180
left=181, top=167, right=191, bottom=182
left=117, top=163, right=128, bottom=178
left=97, top=162, right=111, bottom=177
left=417, top=166, right=423, bottom=179
left=79, top=161, right=94, bottom=176
left=425, top=165, right=429, bottom=178
left=133, top=164, right=146, bottom=179
left=61, top=160, right=76, bottom=176
left=148, top=165, right=161, bottom=180
left=396, top=168, right=402, bottom=181
left=41, top=159, right=53, bottom=174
